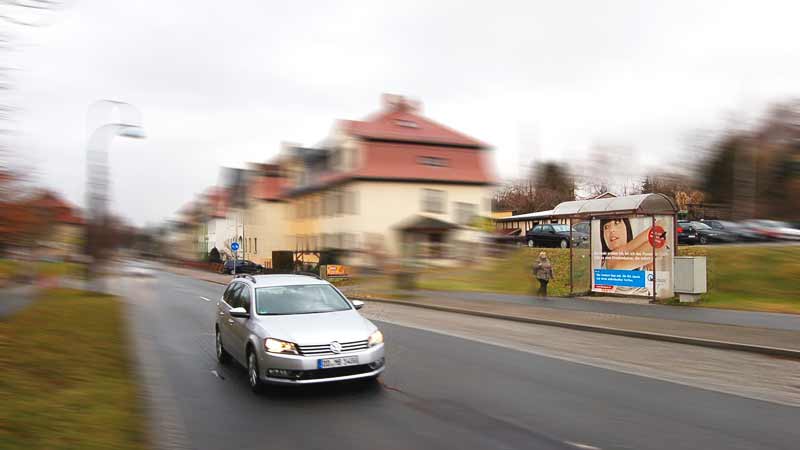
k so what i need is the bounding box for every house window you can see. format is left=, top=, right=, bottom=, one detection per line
left=324, top=192, right=333, bottom=216
left=454, top=202, right=477, bottom=225
left=394, top=119, right=419, bottom=128
left=342, top=233, right=357, bottom=249
left=337, top=190, right=344, bottom=215
left=417, top=156, right=448, bottom=167
left=254, top=238, right=257, bottom=254
left=333, top=233, right=342, bottom=249
left=422, top=189, right=446, bottom=214
left=345, top=190, right=358, bottom=214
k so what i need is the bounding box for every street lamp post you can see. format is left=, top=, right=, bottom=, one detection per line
left=84, top=100, right=145, bottom=288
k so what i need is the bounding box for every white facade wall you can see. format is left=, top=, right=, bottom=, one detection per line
left=243, top=200, right=288, bottom=266
left=313, top=180, right=493, bottom=256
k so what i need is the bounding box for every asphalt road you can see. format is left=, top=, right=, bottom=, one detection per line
left=118, top=268, right=800, bottom=450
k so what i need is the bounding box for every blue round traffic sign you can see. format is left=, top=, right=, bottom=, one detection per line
left=230, top=242, right=240, bottom=251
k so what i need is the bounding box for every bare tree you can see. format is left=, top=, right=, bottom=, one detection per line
left=0, top=1, right=65, bottom=167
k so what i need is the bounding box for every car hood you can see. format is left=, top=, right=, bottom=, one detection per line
left=255, top=310, right=377, bottom=345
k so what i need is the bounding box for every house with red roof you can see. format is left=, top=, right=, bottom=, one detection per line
left=237, top=163, right=289, bottom=266
left=269, top=94, right=496, bottom=263
left=188, top=94, right=496, bottom=266
left=27, top=191, right=86, bottom=258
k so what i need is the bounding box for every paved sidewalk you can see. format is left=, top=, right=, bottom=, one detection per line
left=161, top=264, right=800, bottom=357
left=350, top=292, right=800, bottom=357
left=165, top=265, right=233, bottom=285
left=390, top=289, right=800, bottom=331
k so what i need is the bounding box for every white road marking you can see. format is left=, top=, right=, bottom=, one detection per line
left=564, top=441, right=601, bottom=450
left=200, top=296, right=211, bottom=302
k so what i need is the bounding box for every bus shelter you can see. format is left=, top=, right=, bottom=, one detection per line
left=550, top=193, right=678, bottom=302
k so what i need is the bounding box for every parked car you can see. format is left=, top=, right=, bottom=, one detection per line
left=677, top=221, right=735, bottom=245
left=744, top=220, right=800, bottom=241
left=525, top=223, right=588, bottom=248
left=221, top=259, right=265, bottom=274
left=488, top=229, right=524, bottom=246
left=701, top=220, right=762, bottom=241
left=215, top=274, right=385, bottom=392
left=572, top=222, right=591, bottom=235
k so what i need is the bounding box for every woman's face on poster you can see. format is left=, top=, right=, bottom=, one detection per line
left=603, top=219, right=628, bottom=251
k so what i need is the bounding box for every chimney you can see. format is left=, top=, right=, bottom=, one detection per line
left=381, top=93, right=421, bottom=113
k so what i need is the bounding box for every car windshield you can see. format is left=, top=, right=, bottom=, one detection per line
left=551, top=224, right=570, bottom=232
left=691, top=222, right=712, bottom=230
left=255, top=284, right=352, bottom=315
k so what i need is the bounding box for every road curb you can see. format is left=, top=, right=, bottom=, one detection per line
left=197, top=277, right=226, bottom=285
left=353, top=296, right=800, bottom=360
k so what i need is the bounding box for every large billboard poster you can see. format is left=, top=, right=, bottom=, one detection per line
left=591, top=215, right=674, bottom=298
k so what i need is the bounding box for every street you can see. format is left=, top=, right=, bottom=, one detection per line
left=117, top=268, right=800, bottom=450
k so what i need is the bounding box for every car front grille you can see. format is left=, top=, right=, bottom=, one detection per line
left=296, top=364, right=374, bottom=380
left=296, top=339, right=369, bottom=356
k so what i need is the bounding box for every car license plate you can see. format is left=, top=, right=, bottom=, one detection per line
left=318, top=356, right=358, bottom=369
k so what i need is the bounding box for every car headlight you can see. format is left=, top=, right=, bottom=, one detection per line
left=368, top=330, right=384, bottom=347
left=264, top=338, right=298, bottom=355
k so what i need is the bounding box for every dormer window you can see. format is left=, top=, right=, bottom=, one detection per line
left=418, top=156, right=448, bottom=167
left=394, top=119, right=419, bottom=128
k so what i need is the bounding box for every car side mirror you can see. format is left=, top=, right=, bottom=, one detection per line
left=229, top=307, right=249, bottom=318
left=352, top=300, right=364, bottom=310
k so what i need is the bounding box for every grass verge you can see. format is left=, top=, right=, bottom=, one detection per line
left=418, top=248, right=575, bottom=296
left=678, top=245, right=800, bottom=314
left=0, top=260, right=82, bottom=280
left=346, top=245, right=800, bottom=314
left=0, top=288, right=147, bottom=450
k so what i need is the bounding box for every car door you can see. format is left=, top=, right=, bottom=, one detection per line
left=527, top=225, right=542, bottom=246
left=541, top=225, right=556, bottom=246
left=219, top=282, right=243, bottom=360
left=228, top=284, right=252, bottom=362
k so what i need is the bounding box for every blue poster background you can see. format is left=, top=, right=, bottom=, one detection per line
left=593, top=269, right=646, bottom=288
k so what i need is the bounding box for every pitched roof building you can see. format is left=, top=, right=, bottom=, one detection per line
left=189, top=94, right=497, bottom=266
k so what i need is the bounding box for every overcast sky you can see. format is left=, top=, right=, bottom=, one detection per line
left=7, top=0, right=800, bottom=225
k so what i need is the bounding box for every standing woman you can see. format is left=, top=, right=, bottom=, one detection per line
left=533, top=251, right=554, bottom=297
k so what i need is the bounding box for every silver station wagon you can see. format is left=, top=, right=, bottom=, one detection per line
left=215, top=274, right=385, bottom=392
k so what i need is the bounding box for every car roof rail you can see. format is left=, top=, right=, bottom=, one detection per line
left=233, top=273, right=257, bottom=283
left=293, top=271, right=321, bottom=279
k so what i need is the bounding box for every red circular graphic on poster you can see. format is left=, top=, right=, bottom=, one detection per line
left=648, top=225, right=666, bottom=248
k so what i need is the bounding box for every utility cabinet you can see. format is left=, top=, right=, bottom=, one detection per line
left=673, top=256, right=707, bottom=302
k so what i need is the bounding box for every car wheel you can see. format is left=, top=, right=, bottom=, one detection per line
left=247, top=350, right=265, bottom=394
left=527, top=239, right=535, bottom=248
left=229, top=269, right=235, bottom=275
left=560, top=239, right=568, bottom=248
left=699, top=236, right=708, bottom=245
left=215, top=328, right=230, bottom=364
